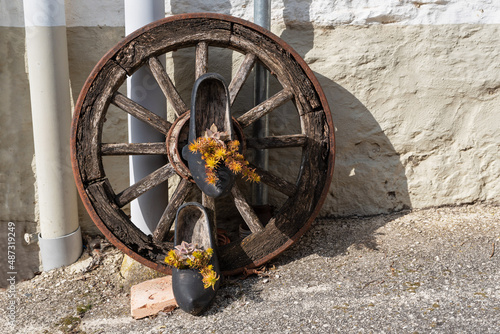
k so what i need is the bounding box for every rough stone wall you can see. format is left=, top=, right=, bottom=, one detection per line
left=306, top=24, right=500, bottom=216
left=1, top=0, right=499, bottom=237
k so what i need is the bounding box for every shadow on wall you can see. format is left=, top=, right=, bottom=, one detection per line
left=317, top=74, right=411, bottom=217
left=281, top=0, right=315, bottom=57
left=0, top=28, right=37, bottom=223
left=280, top=0, right=410, bottom=217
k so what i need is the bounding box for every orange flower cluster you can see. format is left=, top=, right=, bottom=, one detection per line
left=189, top=136, right=260, bottom=185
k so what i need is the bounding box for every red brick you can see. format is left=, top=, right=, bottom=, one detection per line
left=130, top=276, right=177, bottom=319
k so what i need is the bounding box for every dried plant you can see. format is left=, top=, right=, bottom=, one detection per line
left=189, top=124, right=260, bottom=185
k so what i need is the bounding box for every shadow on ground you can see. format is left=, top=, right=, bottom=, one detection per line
left=267, top=0, right=411, bottom=267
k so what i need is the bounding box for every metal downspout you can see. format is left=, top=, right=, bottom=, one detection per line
left=253, top=0, right=271, bottom=205
left=23, top=0, right=82, bottom=271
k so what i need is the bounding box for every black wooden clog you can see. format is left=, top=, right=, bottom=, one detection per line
left=172, top=202, right=221, bottom=315
left=183, top=73, right=235, bottom=198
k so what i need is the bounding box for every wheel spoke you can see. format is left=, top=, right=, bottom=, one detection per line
left=153, top=178, right=194, bottom=242
left=147, top=57, right=188, bottom=117
left=246, top=134, right=308, bottom=150
left=115, top=163, right=176, bottom=208
left=195, top=41, right=209, bottom=79
left=231, top=184, right=264, bottom=234
left=251, top=164, right=298, bottom=197
left=111, top=92, right=171, bottom=135
left=237, top=89, right=293, bottom=128
left=101, top=142, right=167, bottom=156
left=228, top=53, right=256, bottom=105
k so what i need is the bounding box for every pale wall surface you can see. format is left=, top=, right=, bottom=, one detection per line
left=308, top=24, right=500, bottom=216
left=3, top=0, right=500, bottom=27
left=1, top=0, right=499, bottom=236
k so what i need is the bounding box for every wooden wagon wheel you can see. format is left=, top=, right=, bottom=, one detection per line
left=71, top=13, right=335, bottom=276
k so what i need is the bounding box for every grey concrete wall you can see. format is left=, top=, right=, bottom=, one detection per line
left=0, top=27, right=36, bottom=223
left=1, top=28, right=40, bottom=284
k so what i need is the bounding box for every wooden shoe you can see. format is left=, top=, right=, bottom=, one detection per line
left=184, top=73, right=235, bottom=198
left=172, top=202, right=221, bottom=315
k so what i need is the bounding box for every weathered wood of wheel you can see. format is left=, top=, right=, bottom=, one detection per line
left=71, top=13, right=335, bottom=275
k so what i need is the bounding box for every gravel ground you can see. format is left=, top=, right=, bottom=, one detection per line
left=1, top=203, right=499, bottom=333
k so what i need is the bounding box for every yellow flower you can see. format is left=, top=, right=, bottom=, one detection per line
left=164, top=242, right=218, bottom=289
left=228, top=160, right=242, bottom=172
left=242, top=168, right=260, bottom=183
left=228, top=140, right=240, bottom=151
left=214, top=148, right=226, bottom=160
left=164, top=250, right=176, bottom=264
left=206, top=173, right=217, bottom=185
left=205, top=157, right=218, bottom=169
left=191, top=124, right=260, bottom=185
left=189, top=141, right=199, bottom=153
left=192, top=250, right=203, bottom=259
left=201, top=266, right=219, bottom=290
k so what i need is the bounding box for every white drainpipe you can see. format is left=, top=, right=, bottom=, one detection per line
left=23, top=0, right=81, bottom=271
left=125, top=0, right=167, bottom=235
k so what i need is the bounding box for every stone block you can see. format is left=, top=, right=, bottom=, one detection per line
left=121, top=255, right=165, bottom=289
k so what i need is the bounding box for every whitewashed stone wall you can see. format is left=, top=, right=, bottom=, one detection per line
left=3, top=1, right=500, bottom=27
left=1, top=0, right=499, bottom=232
